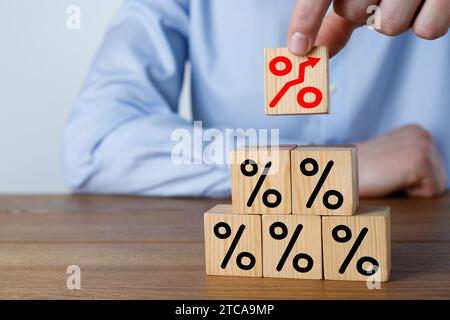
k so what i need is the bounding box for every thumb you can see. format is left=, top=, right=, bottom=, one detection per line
left=287, top=0, right=332, bottom=56
left=315, top=10, right=360, bottom=58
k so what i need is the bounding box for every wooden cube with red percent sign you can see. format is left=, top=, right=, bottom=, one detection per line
left=264, top=46, right=329, bottom=115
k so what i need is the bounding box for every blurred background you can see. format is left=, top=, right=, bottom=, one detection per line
left=0, top=0, right=190, bottom=193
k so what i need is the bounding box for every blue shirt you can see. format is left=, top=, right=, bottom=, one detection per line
left=63, top=0, right=450, bottom=197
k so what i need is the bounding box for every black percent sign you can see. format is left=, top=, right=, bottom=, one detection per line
left=269, top=222, right=313, bottom=273
left=300, top=158, right=344, bottom=210
left=332, top=225, right=379, bottom=276
left=241, top=159, right=282, bottom=208
left=214, top=222, right=256, bottom=271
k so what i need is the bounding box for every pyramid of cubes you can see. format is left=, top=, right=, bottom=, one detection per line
left=204, top=145, right=390, bottom=282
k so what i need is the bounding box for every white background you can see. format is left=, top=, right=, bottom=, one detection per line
left=0, top=0, right=191, bottom=193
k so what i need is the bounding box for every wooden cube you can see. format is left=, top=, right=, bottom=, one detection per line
left=322, top=206, right=391, bottom=282
left=264, top=46, right=329, bottom=115
left=231, top=145, right=295, bottom=214
left=291, top=145, right=358, bottom=215
left=204, top=205, right=262, bottom=277
left=262, top=215, right=322, bottom=279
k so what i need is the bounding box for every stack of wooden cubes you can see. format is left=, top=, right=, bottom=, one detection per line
left=204, top=145, right=391, bottom=282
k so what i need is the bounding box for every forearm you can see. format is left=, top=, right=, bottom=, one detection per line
left=64, top=113, right=230, bottom=197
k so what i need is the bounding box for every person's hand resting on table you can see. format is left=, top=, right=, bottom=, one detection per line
left=287, top=0, right=450, bottom=57
left=358, top=125, right=447, bottom=198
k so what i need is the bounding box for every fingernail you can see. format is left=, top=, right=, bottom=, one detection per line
left=288, top=32, right=309, bottom=55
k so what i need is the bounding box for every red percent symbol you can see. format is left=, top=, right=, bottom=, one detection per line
left=269, top=56, right=322, bottom=109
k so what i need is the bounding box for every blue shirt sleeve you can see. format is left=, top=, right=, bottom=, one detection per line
left=63, top=0, right=231, bottom=197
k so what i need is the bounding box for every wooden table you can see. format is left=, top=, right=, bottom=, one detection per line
left=0, top=193, right=449, bottom=299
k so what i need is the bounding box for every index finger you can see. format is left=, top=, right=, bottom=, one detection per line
left=315, top=10, right=360, bottom=58
left=287, top=0, right=332, bottom=55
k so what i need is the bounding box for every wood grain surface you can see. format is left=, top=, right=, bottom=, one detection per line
left=0, top=193, right=449, bottom=299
